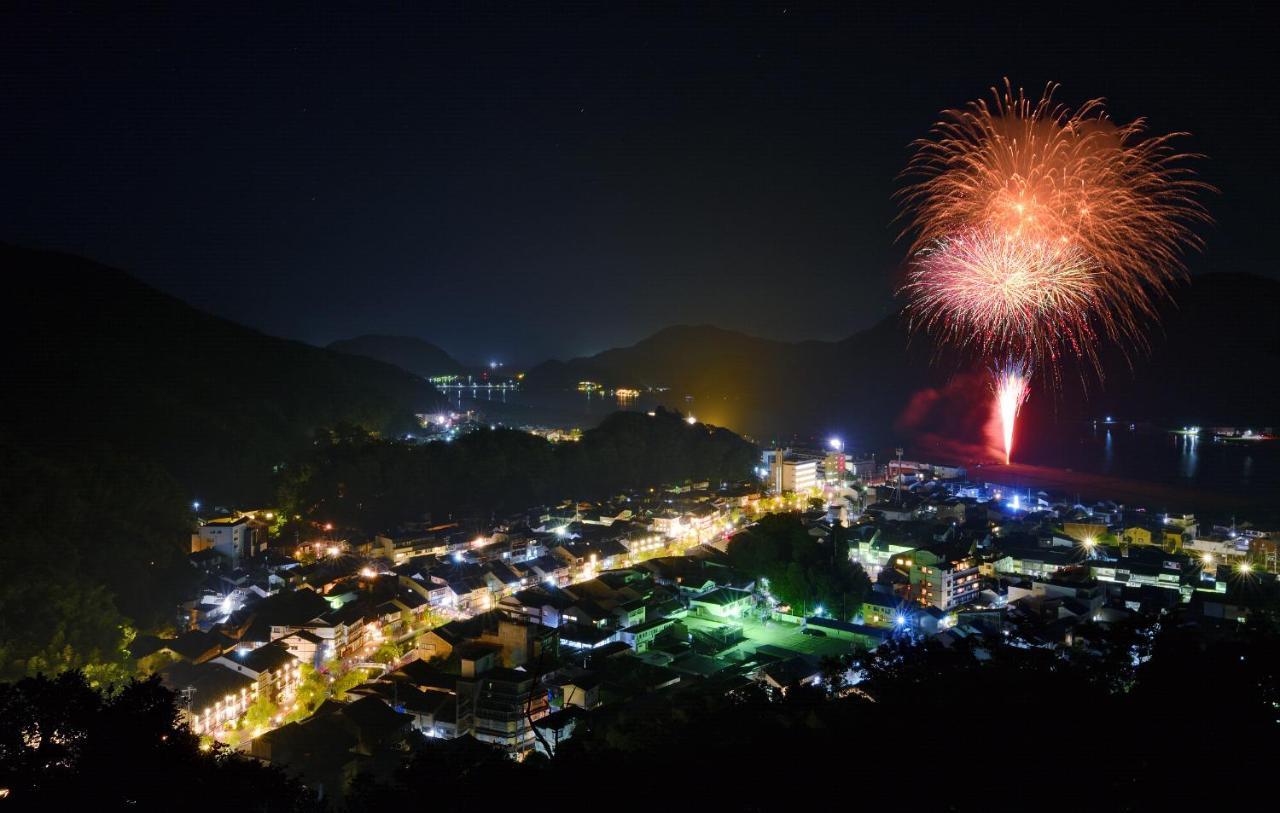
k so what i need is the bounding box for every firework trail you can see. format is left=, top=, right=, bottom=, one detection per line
left=896, top=80, right=1211, bottom=463
left=993, top=360, right=1030, bottom=465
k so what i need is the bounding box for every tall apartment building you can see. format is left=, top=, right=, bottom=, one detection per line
left=764, top=449, right=819, bottom=494
left=456, top=667, right=548, bottom=755
left=897, top=547, right=981, bottom=611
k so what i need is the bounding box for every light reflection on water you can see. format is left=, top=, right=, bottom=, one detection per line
left=1177, top=434, right=1199, bottom=480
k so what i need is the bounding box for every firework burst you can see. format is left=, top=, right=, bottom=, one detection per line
left=895, top=81, right=1211, bottom=464
left=903, top=228, right=1105, bottom=378
left=898, top=79, right=1211, bottom=356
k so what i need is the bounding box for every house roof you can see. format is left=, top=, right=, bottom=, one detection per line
left=689, top=587, right=751, bottom=606
left=623, top=616, right=675, bottom=635
left=159, top=660, right=255, bottom=706
left=469, top=667, right=534, bottom=685
left=165, top=629, right=230, bottom=662
left=227, top=641, right=296, bottom=675
left=250, top=589, right=332, bottom=629
left=761, top=656, right=821, bottom=686
left=340, top=695, right=415, bottom=735
left=202, top=516, right=249, bottom=527
left=396, top=660, right=460, bottom=693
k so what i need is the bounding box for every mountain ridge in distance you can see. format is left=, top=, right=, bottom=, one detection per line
left=525, top=273, right=1280, bottom=447
left=328, top=334, right=464, bottom=377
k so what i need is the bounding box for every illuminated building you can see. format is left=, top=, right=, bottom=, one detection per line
left=897, top=548, right=981, bottom=611
left=457, top=667, right=548, bottom=755
left=1122, top=525, right=1156, bottom=547
left=1160, top=514, right=1199, bottom=552
left=850, top=531, right=917, bottom=579
left=162, top=660, right=256, bottom=736
left=762, top=448, right=819, bottom=494
left=191, top=515, right=253, bottom=567
left=688, top=586, right=753, bottom=619
left=212, top=641, right=304, bottom=696
left=765, top=453, right=818, bottom=494
left=861, top=593, right=912, bottom=628
left=620, top=616, right=677, bottom=652
left=822, top=450, right=847, bottom=483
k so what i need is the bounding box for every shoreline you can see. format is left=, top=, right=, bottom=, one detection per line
left=964, top=461, right=1277, bottom=523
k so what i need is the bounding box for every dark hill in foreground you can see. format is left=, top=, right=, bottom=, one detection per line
left=0, top=244, right=446, bottom=503
left=526, top=274, right=1280, bottom=448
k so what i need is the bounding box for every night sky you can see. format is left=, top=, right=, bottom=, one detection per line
left=4, top=4, right=1275, bottom=365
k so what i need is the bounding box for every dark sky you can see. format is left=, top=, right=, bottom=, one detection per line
left=4, top=3, right=1275, bottom=365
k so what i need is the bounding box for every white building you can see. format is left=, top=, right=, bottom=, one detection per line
left=766, top=451, right=818, bottom=494
left=192, top=516, right=252, bottom=567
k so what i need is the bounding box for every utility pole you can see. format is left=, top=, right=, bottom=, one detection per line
left=895, top=448, right=904, bottom=506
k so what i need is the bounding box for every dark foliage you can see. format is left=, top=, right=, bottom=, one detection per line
left=278, top=408, right=757, bottom=531
left=727, top=512, right=872, bottom=618
left=0, top=439, right=198, bottom=681
left=0, top=672, right=314, bottom=810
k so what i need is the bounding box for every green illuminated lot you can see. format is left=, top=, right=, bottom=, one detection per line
left=682, top=615, right=856, bottom=660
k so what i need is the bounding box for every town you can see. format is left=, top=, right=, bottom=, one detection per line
left=138, top=435, right=1279, bottom=795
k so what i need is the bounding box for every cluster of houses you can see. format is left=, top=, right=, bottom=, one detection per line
left=138, top=465, right=1279, bottom=797
left=845, top=475, right=1279, bottom=651
left=137, top=485, right=765, bottom=763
